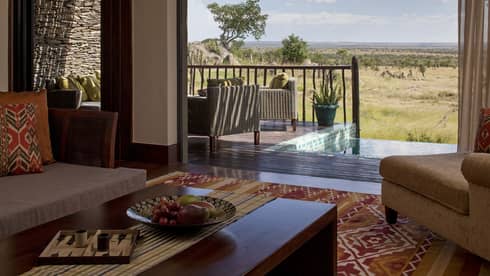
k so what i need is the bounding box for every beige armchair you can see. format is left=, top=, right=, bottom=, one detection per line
left=380, top=153, right=490, bottom=261
left=259, top=79, right=297, bottom=131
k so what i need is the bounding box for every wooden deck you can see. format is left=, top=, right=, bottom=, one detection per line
left=188, top=121, right=382, bottom=183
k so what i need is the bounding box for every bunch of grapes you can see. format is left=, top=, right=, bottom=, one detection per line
left=151, top=199, right=182, bottom=226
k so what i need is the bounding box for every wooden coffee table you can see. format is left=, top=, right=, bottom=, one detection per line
left=0, top=184, right=337, bottom=275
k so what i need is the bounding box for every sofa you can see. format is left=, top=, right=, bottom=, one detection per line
left=259, top=78, right=297, bottom=131
left=0, top=109, right=146, bottom=239
left=188, top=85, right=261, bottom=152
left=380, top=153, right=490, bottom=261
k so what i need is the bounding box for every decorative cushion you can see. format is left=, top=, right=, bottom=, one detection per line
left=0, top=90, right=55, bottom=164
left=94, top=70, right=101, bottom=81
left=80, top=76, right=101, bottom=102
left=0, top=103, right=43, bottom=176
left=270, top=73, right=289, bottom=89
left=475, top=108, right=490, bottom=153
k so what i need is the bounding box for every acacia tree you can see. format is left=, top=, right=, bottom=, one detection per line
left=281, top=34, right=309, bottom=64
left=207, top=0, right=268, bottom=50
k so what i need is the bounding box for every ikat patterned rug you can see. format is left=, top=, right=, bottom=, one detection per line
left=148, top=172, right=490, bottom=276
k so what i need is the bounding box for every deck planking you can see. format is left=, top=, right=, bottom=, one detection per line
left=188, top=121, right=382, bottom=183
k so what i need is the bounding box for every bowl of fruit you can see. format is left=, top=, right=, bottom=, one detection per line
left=126, top=195, right=236, bottom=228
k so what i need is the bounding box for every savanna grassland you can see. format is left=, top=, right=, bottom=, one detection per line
left=355, top=66, right=458, bottom=143
left=189, top=43, right=459, bottom=143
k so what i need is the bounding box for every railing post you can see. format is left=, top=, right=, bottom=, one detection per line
left=351, top=56, right=360, bottom=139
left=303, top=68, right=307, bottom=123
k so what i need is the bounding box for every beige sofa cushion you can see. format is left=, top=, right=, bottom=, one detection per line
left=380, top=153, right=469, bottom=214
left=0, top=163, right=146, bottom=238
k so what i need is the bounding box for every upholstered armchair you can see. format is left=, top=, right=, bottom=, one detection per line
left=259, top=79, right=297, bottom=131
left=380, top=153, right=490, bottom=261
left=188, top=85, right=261, bottom=152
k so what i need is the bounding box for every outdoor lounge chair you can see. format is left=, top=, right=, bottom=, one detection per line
left=259, top=78, right=297, bottom=131
left=188, top=85, right=261, bottom=152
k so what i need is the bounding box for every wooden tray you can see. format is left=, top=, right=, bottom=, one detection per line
left=37, top=229, right=139, bottom=265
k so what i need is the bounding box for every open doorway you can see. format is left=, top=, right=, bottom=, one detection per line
left=184, top=0, right=459, bottom=181
left=10, top=0, right=133, bottom=161
left=33, top=0, right=102, bottom=111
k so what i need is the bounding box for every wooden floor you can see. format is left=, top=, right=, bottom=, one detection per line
left=123, top=121, right=382, bottom=194
left=188, top=121, right=382, bottom=183
left=122, top=161, right=381, bottom=195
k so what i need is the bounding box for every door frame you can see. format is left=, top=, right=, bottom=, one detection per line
left=177, top=0, right=188, bottom=163
left=8, top=0, right=189, bottom=163
left=100, top=0, right=133, bottom=161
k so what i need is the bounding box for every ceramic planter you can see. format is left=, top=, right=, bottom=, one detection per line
left=314, top=104, right=338, bottom=126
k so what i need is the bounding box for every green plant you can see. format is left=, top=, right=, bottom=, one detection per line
left=313, top=83, right=342, bottom=106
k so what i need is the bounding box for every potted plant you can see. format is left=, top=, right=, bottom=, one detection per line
left=312, top=83, right=342, bottom=127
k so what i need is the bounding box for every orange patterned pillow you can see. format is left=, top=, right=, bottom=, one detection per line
left=475, top=108, right=490, bottom=153
left=0, top=104, right=43, bottom=176
left=0, top=90, right=55, bottom=164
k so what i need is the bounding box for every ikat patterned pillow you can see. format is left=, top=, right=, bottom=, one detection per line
left=0, top=103, right=43, bottom=176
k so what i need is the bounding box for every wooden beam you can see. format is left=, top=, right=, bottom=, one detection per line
left=177, top=0, right=188, bottom=163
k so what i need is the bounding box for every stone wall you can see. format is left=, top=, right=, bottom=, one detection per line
left=33, top=0, right=101, bottom=89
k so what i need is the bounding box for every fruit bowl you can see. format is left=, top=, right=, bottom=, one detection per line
left=126, top=195, right=236, bottom=228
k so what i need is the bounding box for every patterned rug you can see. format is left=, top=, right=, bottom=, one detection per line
left=148, top=172, right=490, bottom=276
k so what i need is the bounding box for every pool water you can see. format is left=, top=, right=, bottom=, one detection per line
left=266, top=125, right=457, bottom=159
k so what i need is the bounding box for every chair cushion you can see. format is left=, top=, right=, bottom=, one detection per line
left=0, top=104, right=43, bottom=176
left=380, top=153, right=469, bottom=214
left=0, top=163, right=146, bottom=238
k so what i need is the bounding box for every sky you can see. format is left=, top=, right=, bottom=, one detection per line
left=188, top=0, right=458, bottom=43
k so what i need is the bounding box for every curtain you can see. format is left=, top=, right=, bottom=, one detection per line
left=459, top=0, right=490, bottom=151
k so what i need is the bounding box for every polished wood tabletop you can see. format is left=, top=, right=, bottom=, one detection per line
left=0, top=184, right=337, bottom=275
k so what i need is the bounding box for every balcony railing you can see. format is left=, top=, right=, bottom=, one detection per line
left=188, top=57, right=360, bottom=138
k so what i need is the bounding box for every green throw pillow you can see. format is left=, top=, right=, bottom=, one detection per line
left=79, top=76, right=101, bottom=102
left=56, top=77, right=70, bottom=89
left=270, top=73, right=289, bottom=89
left=94, top=70, right=101, bottom=81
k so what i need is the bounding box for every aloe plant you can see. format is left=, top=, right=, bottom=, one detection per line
left=313, top=83, right=342, bottom=106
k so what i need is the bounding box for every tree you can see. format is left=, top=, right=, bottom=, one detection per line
left=281, top=34, right=309, bottom=64
left=207, top=0, right=268, bottom=50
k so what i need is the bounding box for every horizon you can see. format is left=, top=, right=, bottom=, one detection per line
left=189, top=0, right=458, bottom=44
left=190, top=40, right=458, bottom=44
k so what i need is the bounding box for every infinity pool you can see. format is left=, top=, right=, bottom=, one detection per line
left=266, top=126, right=457, bottom=159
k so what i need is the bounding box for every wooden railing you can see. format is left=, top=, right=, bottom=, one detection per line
left=188, top=57, right=360, bottom=138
